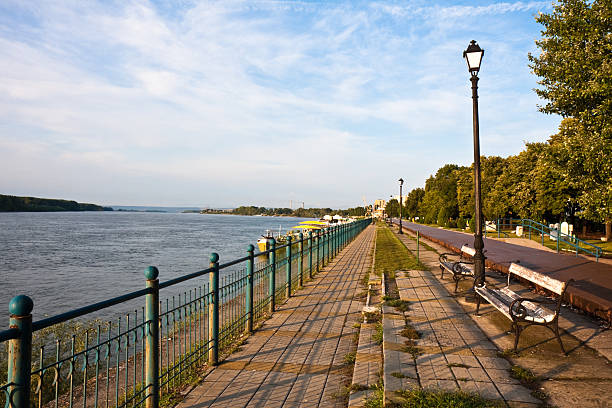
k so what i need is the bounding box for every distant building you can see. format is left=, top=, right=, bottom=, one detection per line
left=373, top=199, right=386, bottom=218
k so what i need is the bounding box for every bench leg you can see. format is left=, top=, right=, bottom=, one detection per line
left=440, top=265, right=444, bottom=279
left=453, top=275, right=460, bottom=293
left=552, top=323, right=567, bottom=355
left=513, top=323, right=522, bottom=352
left=475, top=294, right=482, bottom=315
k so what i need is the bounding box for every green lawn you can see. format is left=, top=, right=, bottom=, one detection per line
left=374, top=224, right=425, bottom=277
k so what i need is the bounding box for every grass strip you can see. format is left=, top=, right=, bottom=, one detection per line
left=391, top=388, right=504, bottom=408
left=374, top=225, right=424, bottom=277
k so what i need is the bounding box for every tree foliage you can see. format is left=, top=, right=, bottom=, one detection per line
left=528, top=0, right=611, bottom=237
left=385, top=199, right=399, bottom=218
left=0, top=194, right=111, bottom=212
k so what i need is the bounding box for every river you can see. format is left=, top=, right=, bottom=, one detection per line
left=0, top=212, right=312, bottom=326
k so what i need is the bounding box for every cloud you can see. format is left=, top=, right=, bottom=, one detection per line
left=0, top=0, right=560, bottom=207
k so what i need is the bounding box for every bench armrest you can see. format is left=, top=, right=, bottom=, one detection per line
left=509, top=298, right=530, bottom=320
left=439, top=252, right=459, bottom=263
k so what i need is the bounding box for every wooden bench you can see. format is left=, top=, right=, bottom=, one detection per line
left=475, top=262, right=573, bottom=354
left=438, top=245, right=477, bottom=292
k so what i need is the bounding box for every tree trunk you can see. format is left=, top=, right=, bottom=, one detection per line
left=606, top=220, right=611, bottom=241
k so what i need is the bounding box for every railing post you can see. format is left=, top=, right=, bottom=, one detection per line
left=208, top=253, right=219, bottom=365
left=144, top=267, right=160, bottom=408
left=322, top=230, right=326, bottom=266
left=246, top=244, right=254, bottom=333
left=334, top=226, right=338, bottom=255
left=298, top=233, right=304, bottom=288
left=308, top=231, right=313, bottom=279
left=7, top=295, right=33, bottom=408
left=315, top=231, right=320, bottom=273
left=269, top=239, right=276, bottom=313
left=327, top=229, right=331, bottom=264
left=286, top=236, right=292, bottom=299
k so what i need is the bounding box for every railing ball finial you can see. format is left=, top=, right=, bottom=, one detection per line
left=210, top=252, right=219, bottom=263
left=247, top=244, right=255, bottom=252
left=144, top=266, right=159, bottom=280
left=9, top=294, right=33, bottom=317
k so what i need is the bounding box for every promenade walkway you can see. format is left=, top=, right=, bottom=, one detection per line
left=177, top=225, right=375, bottom=408
left=397, top=221, right=612, bottom=322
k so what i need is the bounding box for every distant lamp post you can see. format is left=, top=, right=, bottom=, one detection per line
left=398, top=178, right=404, bottom=234
left=463, top=40, right=485, bottom=296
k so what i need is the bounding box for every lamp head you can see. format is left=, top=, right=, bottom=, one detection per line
left=463, top=40, right=484, bottom=75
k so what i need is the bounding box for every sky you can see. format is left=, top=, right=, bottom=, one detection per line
left=0, top=0, right=562, bottom=209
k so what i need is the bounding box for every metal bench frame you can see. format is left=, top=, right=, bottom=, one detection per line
left=438, top=245, right=477, bottom=292
left=475, top=263, right=574, bottom=355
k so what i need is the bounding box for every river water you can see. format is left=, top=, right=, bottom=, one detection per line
left=0, top=212, right=312, bottom=326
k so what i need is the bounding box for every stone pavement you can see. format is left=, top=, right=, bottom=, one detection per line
left=383, top=230, right=540, bottom=406
left=177, top=225, right=375, bottom=408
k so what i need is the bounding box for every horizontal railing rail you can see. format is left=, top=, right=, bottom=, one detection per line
left=0, top=218, right=372, bottom=408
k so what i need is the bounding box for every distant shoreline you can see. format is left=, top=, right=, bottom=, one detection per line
left=0, top=194, right=112, bottom=212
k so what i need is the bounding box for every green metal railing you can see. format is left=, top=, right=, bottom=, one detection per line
left=491, top=218, right=603, bottom=261
left=0, top=218, right=372, bottom=408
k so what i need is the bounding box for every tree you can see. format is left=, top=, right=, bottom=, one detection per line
left=456, top=157, right=507, bottom=221
left=385, top=199, right=400, bottom=218
left=420, top=164, right=462, bottom=225
left=528, top=0, right=612, bottom=238
left=404, top=188, right=425, bottom=219
left=548, top=119, right=611, bottom=232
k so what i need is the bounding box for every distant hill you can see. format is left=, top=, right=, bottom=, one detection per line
left=0, top=194, right=112, bottom=212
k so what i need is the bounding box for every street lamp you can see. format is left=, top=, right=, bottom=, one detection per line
left=398, top=178, right=404, bottom=234
left=463, top=40, right=485, bottom=292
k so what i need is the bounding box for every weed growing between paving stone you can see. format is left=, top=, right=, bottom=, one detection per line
left=385, top=299, right=411, bottom=312
left=390, top=388, right=504, bottom=408
left=373, top=322, right=384, bottom=345
left=510, top=365, right=539, bottom=385
left=391, top=372, right=408, bottom=378
left=344, top=351, right=357, bottom=365
left=364, top=381, right=384, bottom=408
left=402, top=340, right=422, bottom=358
left=365, top=311, right=382, bottom=323
left=497, top=348, right=521, bottom=358
left=507, top=364, right=553, bottom=405
left=400, top=325, right=420, bottom=340
left=334, top=382, right=371, bottom=403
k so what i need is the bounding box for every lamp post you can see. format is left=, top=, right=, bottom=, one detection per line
left=463, top=40, right=485, bottom=294
left=398, top=178, right=404, bottom=234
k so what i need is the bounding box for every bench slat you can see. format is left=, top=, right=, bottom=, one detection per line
left=509, top=263, right=566, bottom=295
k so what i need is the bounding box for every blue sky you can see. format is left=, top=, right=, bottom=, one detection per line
left=0, top=0, right=561, bottom=208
